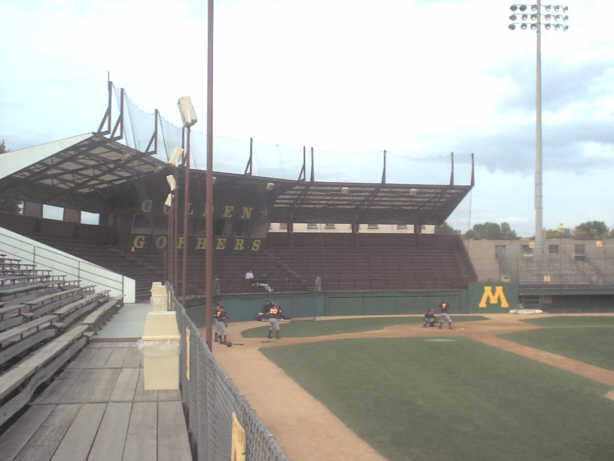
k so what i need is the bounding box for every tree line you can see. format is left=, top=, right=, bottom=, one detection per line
left=454, top=221, right=614, bottom=240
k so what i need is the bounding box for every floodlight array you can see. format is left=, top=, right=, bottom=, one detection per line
left=509, top=4, right=569, bottom=31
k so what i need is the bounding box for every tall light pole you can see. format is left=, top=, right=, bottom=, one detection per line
left=509, top=3, right=568, bottom=279
left=205, top=0, right=214, bottom=351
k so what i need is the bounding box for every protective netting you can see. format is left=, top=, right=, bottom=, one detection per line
left=112, top=84, right=474, bottom=232
left=172, top=288, right=290, bottom=461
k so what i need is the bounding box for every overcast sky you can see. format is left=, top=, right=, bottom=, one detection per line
left=1, top=0, right=613, bottom=235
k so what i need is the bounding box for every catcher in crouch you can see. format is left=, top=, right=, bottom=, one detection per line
left=423, top=307, right=440, bottom=328
left=263, top=299, right=285, bottom=339
left=213, top=303, right=231, bottom=346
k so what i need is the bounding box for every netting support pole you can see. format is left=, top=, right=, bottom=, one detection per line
left=111, top=88, right=124, bottom=141
left=298, top=146, right=306, bottom=181
left=381, top=150, right=386, bottom=184
left=97, top=78, right=112, bottom=134
left=450, top=152, right=454, bottom=186
left=310, top=147, right=315, bottom=182
left=244, top=137, right=253, bottom=175
left=205, top=0, right=215, bottom=351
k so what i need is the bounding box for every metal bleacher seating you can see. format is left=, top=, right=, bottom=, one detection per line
left=0, top=253, right=122, bottom=427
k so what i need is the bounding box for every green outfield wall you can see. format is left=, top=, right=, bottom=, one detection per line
left=467, top=282, right=519, bottom=313
left=185, top=283, right=614, bottom=327
left=324, top=290, right=469, bottom=315
left=187, top=292, right=326, bottom=325
left=187, top=289, right=474, bottom=326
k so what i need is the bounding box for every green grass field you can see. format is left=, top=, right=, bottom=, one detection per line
left=242, top=316, right=488, bottom=338
left=261, top=337, right=614, bottom=461
left=521, top=316, right=614, bottom=327
left=502, top=324, right=614, bottom=371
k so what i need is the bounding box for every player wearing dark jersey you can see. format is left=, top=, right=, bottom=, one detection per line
left=439, top=300, right=453, bottom=329
left=264, top=300, right=284, bottom=339
left=423, top=308, right=438, bottom=327
left=214, top=304, right=231, bottom=345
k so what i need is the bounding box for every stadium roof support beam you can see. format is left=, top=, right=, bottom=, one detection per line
left=143, top=109, right=159, bottom=155
left=24, top=142, right=146, bottom=186
left=15, top=137, right=111, bottom=184
left=45, top=142, right=167, bottom=199
left=97, top=79, right=113, bottom=135
left=297, top=146, right=306, bottom=181
left=110, top=88, right=124, bottom=141
left=381, top=150, right=387, bottom=184
left=96, top=81, right=125, bottom=143
left=310, top=147, right=315, bottom=182
left=243, top=137, right=253, bottom=175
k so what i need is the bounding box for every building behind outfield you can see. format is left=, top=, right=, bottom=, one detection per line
left=465, top=237, right=614, bottom=312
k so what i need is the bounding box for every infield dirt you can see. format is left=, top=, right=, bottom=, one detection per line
left=206, top=314, right=614, bottom=461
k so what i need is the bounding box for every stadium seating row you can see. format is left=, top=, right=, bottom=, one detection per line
left=0, top=253, right=122, bottom=427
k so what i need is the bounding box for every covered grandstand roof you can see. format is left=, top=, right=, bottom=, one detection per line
left=0, top=134, right=472, bottom=225
left=0, top=133, right=169, bottom=211
left=201, top=171, right=472, bottom=226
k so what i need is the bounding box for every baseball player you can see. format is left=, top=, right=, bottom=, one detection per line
left=263, top=299, right=284, bottom=339
left=213, top=303, right=231, bottom=346
left=439, top=300, right=453, bottom=329
left=423, top=307, right=438, bottom=328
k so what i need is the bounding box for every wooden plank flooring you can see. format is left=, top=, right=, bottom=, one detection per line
left=0, top=342, right=192, bottom=461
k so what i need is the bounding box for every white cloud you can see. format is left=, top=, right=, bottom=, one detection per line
left=2, top=0, right=614, bottom=234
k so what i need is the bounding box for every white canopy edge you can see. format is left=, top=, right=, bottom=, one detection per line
left=0, top=133, right=93, bottom=181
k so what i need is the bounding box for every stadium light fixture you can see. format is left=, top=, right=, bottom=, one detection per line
left=508, top=1, right=569, bottom=270
left=177, top=96, right=197, bottom=128
left=169, top=146, right=184, bottom=167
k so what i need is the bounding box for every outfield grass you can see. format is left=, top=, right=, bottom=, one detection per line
left=261, top=338, right=614, bottom=461
left=502, top=327, right=614, bottom=371
left=242, top=316, right=488, bottom=338
left=521, top=316, right=614, bottom=327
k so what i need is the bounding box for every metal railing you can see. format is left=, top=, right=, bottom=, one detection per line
left=0, top=226, right=134, bottom=302
left=171, top=288, right=290, bottom=461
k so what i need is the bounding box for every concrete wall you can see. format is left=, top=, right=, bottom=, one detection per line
left=463, top=239, right=508, bottom=282
left=463, top=238, right=614, bottom=286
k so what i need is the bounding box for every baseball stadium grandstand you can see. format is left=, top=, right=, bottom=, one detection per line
left=2, top=82, right=613, bottom=461
left=0, top=82, right=478, bottom=309
left=0, top=81, right=478, bottom=458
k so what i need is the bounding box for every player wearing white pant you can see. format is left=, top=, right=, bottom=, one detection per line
left=264, top=300, right=284, bottom=339
left=439, top=300, right=453, bottom=329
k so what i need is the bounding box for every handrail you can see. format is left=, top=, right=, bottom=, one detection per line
left=0, top=227, right=134, bottom=301
left=0, top=239, right=119, bottom=289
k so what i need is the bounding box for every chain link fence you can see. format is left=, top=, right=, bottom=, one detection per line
left=171, top=289, right=290, bottom=461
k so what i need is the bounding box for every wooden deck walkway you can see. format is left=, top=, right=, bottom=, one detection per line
left=0, top=341, right=192, bottom=461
